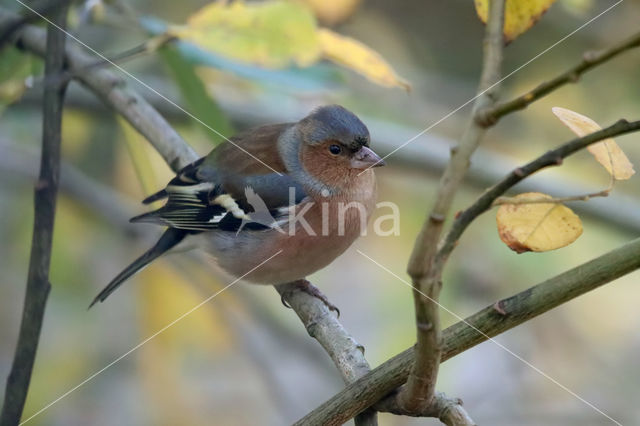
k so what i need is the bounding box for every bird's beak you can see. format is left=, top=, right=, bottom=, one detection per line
left=350, top=146, right=385, bottom=169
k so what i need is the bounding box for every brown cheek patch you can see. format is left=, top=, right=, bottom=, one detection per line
left=301, top=143, right=352, bottom=184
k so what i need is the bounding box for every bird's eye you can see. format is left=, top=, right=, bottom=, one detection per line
left=328, top=144, right=342, bottom=155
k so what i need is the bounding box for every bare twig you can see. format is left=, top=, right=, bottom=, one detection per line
left=491, top=180, right=614, bottom=206
left=0, top=4, right=69, bottom=424
left=399, top=0, right=505, bottom=413
left=295, top=235, right=640, bottom=425
left=477, top=29, right=640, bottom=126
left=38, top=35, right=176, bottom=89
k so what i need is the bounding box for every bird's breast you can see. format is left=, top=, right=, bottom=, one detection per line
left=200, top=172, right=378, bottom=284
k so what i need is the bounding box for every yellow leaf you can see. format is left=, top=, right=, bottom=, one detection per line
left=474, top=0, right=557, bottom=42
left=496, top=192, right=583, bottom=253
left=318, top=28, right=410, bottom=91
left=168, top=1, right=321, bottom=68
left=552, top=107, right=635, bottom=180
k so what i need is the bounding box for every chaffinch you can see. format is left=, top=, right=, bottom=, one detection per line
left=90, top=105, right=384, bottom=308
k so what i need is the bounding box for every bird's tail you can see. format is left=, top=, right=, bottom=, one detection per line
left=89, top=228, right=188, bottom=308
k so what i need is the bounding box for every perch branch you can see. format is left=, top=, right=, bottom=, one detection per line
left=477, top=29, right=640, bottom=126
left=295, top=235, right=640, bottom=425
left=400, top=0, right=505, bottom=413
left=0, top=4, right=68, bottom=424
left=276, top=282, right=378, bottom=426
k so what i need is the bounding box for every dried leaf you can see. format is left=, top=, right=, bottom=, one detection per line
left=496, top=192, right=583, bottom=253
left=318, top=28, right=410, bottom=91
left=552, top=107, right=635, bottom=180
left=168, top=1, right=321, bottom=68
left=474, top=0, right=557, bottom=42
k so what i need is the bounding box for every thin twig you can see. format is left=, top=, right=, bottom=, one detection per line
left=37, top=35, right=176, bottom=89
left=294, top=235, right=640, bottom=425
left=399, top=0, right=505, bottom=414
left=477, top=29, right=640, bottom=127
left=0, top=4, right=69, bottom=424
left=491, top=181, right=613, bottom=207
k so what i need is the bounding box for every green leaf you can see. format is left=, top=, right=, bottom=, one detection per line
left=158, top=46, right=233, bottom=145
left=0, top=46, right=39, bottom=115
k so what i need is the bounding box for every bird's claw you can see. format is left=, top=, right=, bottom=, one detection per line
left=280, top=294, right=292, bottom=309
left=295, top=280, right=340, bottom=317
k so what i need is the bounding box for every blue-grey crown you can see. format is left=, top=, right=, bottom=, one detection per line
left=302, top=105, right=370, bottom=150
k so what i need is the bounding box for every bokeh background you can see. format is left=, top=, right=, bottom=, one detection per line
left=1, top=0, right=640, bottom=425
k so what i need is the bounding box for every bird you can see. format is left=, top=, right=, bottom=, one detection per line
left=89, top=105, right=385, bottom=309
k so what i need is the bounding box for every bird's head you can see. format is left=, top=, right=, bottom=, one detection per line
left=280, top=105, right=384, bottom=194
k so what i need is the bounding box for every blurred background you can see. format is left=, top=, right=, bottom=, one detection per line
left=1, top=0, right=640, bottom=424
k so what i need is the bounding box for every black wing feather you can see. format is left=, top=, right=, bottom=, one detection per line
left=132, top=158, right=307, bottom=233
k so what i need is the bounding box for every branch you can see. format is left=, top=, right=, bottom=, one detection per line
left=375, top=391, right=475, bottom=426
left=400, top=0, right=505, bottom=413
left=296, top=235, right=640, bottom=425
left=276, top=282, right=378, bottom=426
left=0, top=9, right=198, bottom=172
left=477, top=29, right=640, bottom=126
left=1, top=4, right=68, bottom=424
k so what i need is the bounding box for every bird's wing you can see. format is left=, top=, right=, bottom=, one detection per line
left=204, top=123, right=291, bottom=176
left=132, top=124, right=307, bottom=233
left=132, top=172, right=307, bottom=232
left=140, top=122, right=291, bottom=205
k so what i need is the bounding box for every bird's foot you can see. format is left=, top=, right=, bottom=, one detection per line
left=280, top=279, right=340, bottom=317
